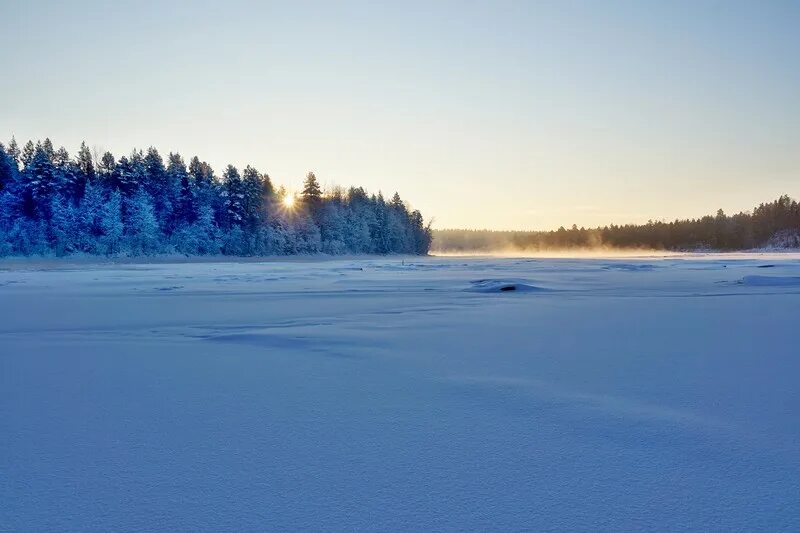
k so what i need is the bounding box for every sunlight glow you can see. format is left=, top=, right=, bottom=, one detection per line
left=283, top=195, right=295, bottom=209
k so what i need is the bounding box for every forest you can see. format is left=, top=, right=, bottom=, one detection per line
left=434, top=195, right=800, bottom=253
left=0, top=137, right=432, bottom=257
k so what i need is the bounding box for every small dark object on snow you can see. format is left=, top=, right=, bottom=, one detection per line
left=499, top=285, right=516, bottom=292
left=757, top=264, right=776, bottom=268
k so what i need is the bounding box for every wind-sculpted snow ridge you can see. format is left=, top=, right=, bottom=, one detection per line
left=2, top=254, right=800, bottom=531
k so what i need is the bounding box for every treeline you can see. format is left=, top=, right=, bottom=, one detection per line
left=0, top=137, right=431, bottom=257
left=434, top=195, right=800, bottom=252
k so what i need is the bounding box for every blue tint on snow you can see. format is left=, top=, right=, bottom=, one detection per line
left=1, top=255, right=799, bottom=530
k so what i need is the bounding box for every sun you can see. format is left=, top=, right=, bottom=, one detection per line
left=282, top=195, right=295, bottom=209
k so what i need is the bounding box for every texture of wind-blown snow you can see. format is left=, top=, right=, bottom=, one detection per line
left=1, top=254, right=799, bottom=531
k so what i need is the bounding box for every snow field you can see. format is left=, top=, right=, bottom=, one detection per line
left=1, top=254, right=799, bottom=531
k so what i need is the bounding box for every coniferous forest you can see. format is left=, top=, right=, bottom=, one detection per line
left=434, top=195, right=800, bottom=253
left=0, top=137, right=432, bottom=257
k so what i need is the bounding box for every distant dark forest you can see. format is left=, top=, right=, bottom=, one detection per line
left=0, top=137, right=431, bottom=257
left=434, top=195, right=800, bottom=253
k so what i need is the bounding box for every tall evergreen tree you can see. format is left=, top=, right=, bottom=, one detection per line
left=7, top=137, right=20, bottom=169
left=301, top=171, right=322, bottom=222
left=125, top=189, right=160, bottom=254
left=76, top=142, right=95, bottom=182
left=98, top=151, right=116, bottom=179
left=144, top=147, right=174, bottom=231
left=114, top=156, right=138, bottom=195
left=101, top=189, right=124, bottom=255
left=242, top=165, right=265, bottom=230
left=23, top=147, right=59, bottom=218
left=77, top=181, right=105, bottom=253
left=21, top=140, right=35, bottom=169
left=223, top=165, right=245, bottom=227
left=0, top=144, right=17, bottom=192
left=167, top=153, right=193, bottom=227
left=53, top=146, right=70, bottom=167
left=42, top=138, right=55, bottom=162
left=49, top=194, right=77, bottom=256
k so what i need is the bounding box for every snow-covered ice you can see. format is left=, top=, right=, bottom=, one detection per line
left=2, top=254, right=799, bottom=531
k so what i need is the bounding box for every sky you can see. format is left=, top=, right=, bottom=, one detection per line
left=1, top=0, right=798, bottom=230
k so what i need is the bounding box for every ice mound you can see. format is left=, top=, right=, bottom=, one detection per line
left=467, top=279, right=547, bottom=293
left=739, top=275, right=800, bottom=287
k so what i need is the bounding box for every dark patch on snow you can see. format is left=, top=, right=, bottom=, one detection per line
left=467, top=279, right=548, bottom=294
left=756, top=264, right=776, bottom=268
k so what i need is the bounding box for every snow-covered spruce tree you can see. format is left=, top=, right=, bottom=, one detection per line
left=6, top=137, right=21, bottom=170
left=114, top=156, right=134, bottom=195
left=53, top=147, right=83, bottom=201
left=100, top=189, right=124, bottom=255
left=8, top=218, right=48, bottom=256
left=97, top=152, right=116, bottom=182
left=301, top=172, right=322, bottom=224
left=22, top=146, right=59, bottom=220
left=186, top=204, right=221, bottom=255
left=409, top=210, right=432, bottom=254
left=0, top=165, right=20, bottom=256
left=371, top=192, right=390, bottom=254
left=41, top=138, right=55, bottom=162
left=76, top=181, right=106, bottom=254
left=242, top=165, right=268, bottom=232
left=343, top=187, right=374, bottom=253
left=49, top=194, right=78, bottom=256
left=319, top=191, right=348, bottom=254
left=144, top=147, right=175, bottom=235
left=124, top=189, right=161, bottom=255
left=0, top=143, right=18, bottom=193
left=20, top=140, right=35, bottom=169
left=222, top=165, right=245, bottom=228
left=76, top=142, right=95, bottom=186
left=172, top=153, right=196, bottom=227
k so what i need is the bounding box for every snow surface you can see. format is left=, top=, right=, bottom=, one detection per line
left=2, top=254, right=800, bottom=531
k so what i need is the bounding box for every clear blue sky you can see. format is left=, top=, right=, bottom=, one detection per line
left=1, top=0, right=798, bottom=230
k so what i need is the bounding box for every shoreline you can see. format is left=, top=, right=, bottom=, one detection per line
left=2, top=249, right=800, bottom=271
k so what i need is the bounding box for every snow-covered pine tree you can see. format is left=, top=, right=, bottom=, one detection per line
left=0, top=143, right=17, bottom=192
left=301, top=171, right=322, bottom=223
left=98, top=151, right=116, bottom=181
left=49, top=194, right=77, bottom=256
left=21, top=140, right=35, bottom=170
left=223, top=165, right=245, bottom=228
left=100, top=189, right=124, bottom=255
left=168, top=153, right=194, bottom=227
left=23, top=146, right=59, bottom=219
left=144, top=147, right=175, bottom=233
left=242, top=165, right=265, bottom=232
left=76, top=142, right=95, bottom=184
left=124, top=189, right=160, bottom=255
left=7, top=137, right=20, bottom=170
left=41, top=138, right=55, bottom=163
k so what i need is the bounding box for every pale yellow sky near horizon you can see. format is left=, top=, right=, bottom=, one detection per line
left=2, top=1, right=798, bottom=231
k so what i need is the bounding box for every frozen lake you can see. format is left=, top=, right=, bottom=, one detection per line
left=2, top=255, right=799, bottom=530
